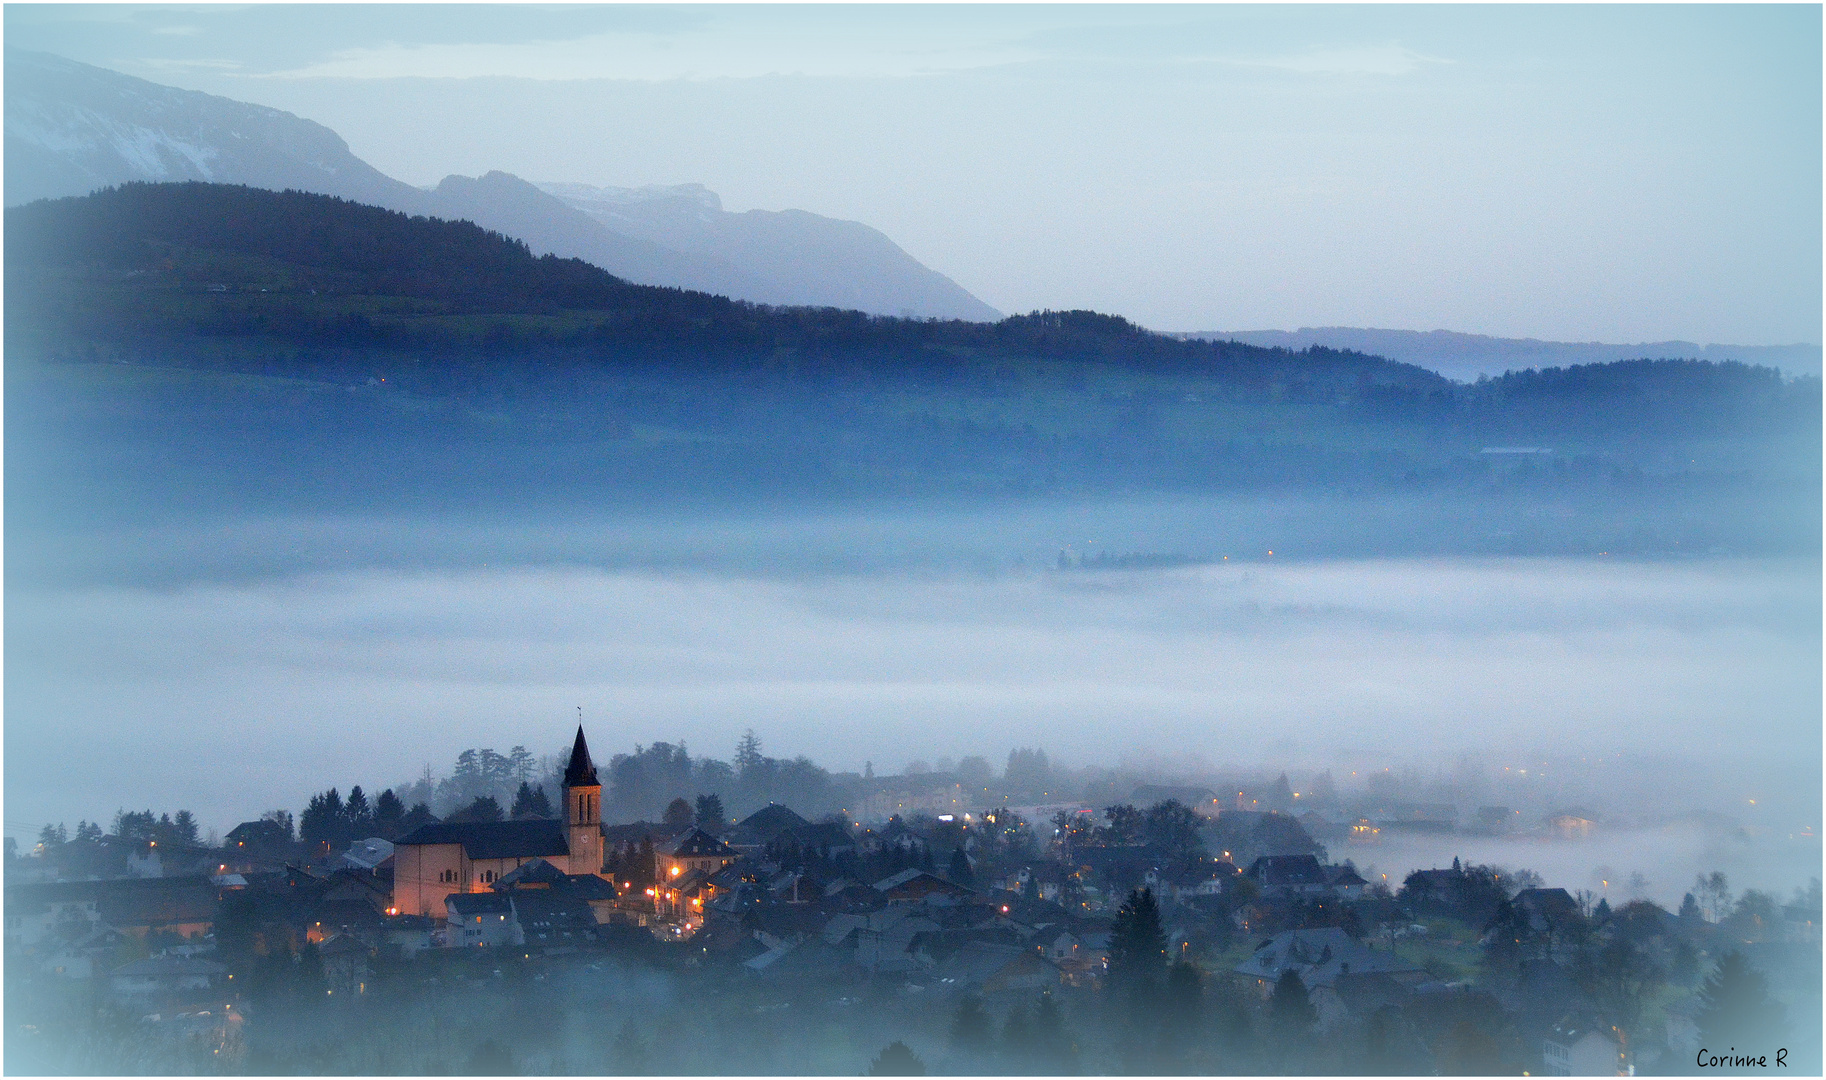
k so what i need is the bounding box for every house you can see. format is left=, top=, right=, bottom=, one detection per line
left=445, top=892, right=520, bottom=948
left=731, top=804, right=812, bottom=845
left=337, top=838, right=394, bottom=872
left=492, top=858, right=620, bottom=923
left=930, top=941, right=1061, bottom=995
left=1234, top=928, right=1426, bottom=997
left=1546, top=810, right=1598, bottom=840
left=1514, top=887, right=1583, bottom=933
left=658, top=828, right=739, bottom=881
left=1326, top=864, right=1369, bottom=900
left=110, top=956, right=226, bottom=1003
left=318, top=933, right=373, bottom=992
left=1542, top=1018, right=1625, bottom=1075
left=874, top=869, right=975, bottom=905
left=392, top=726, right=608, bottom=919
left=1246, top=855, right=1331, bottom=897
left=225, top=819, right=294, bottom=863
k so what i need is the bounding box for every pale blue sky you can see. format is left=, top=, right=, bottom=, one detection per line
left=8, top=4, right=1820, bottom=343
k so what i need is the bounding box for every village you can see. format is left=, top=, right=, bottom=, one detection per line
left=5, top=728, right=1819, bottom=1075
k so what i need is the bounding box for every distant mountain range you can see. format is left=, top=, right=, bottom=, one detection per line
left=3, top=49, right=1000, bottom=322
left=1183, top=327, right=1822, bottom=380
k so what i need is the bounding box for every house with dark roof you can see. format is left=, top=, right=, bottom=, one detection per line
left=392, top=726, right=608, bottom=919
left=1246, top=855, right=1332, bottom=897
left=1234, top=928, right=1426, bottom=998
left=875, top=869, right=975, bottom=904
left=731, top=803, right=812, bottom=845
left=659, top=828, right=739, bottom=881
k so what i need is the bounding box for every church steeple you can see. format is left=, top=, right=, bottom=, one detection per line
left=562, top=725, right=604, bottom=875
left=564, top=725, right=599, bottom=787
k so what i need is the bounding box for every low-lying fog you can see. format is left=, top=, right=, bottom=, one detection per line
left=7, top=500, right=1818, bottom=901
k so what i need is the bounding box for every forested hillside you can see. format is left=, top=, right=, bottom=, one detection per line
left=5, top=182, right=1818, bottom=557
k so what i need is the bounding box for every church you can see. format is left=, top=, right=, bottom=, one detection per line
left=391, top=726, right=608, bottom=919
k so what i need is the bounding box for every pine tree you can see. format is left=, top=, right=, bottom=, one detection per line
left=375, top=789, right=403, bottom=822
left=1269, top=968, right=1317, bottom=1040
left=1696, top=952, right=1785, bottom=1050
left=1108, top=887, right=1167, bottom=996
left=947, top=846, right=975, bottom=886
left=694, top=793, right=726, bottom=830
left=950, top=995, right=995, bottom=1057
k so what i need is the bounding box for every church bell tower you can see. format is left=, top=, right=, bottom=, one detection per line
left=563, top=725, right=604, bottom=876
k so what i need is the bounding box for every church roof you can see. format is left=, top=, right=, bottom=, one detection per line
left=564, top=726, right=599, bottom=787
left=394, top=819, right=570, bottom=861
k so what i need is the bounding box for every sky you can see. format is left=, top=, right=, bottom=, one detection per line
left=6, top=3, right=1821, bottom=344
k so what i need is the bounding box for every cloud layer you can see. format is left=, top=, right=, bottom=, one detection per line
left=8, top=556, right=1816, bottom=839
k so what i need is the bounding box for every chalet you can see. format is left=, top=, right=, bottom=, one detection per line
left=392, top=726, right=607, bottom=919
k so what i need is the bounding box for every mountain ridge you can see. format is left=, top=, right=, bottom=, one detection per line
left=1185, top=327, right=1823, bottom=380
left=4, top=48, right=1001, bottom=321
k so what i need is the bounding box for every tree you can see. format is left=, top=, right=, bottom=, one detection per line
left=37, top=823, right=67, bottom=850
left=946, top=846, right=975, bottom=887
left=1159, top=960, right=1205, bottom=1066
left=694, top=793, right=726, bottom=830
left=449, top=795, right=504, bottom=823
left=950, top=995, right=995, bottom=1057
left=171, top=810, right=200, bottom=846
left=867, top=1041, right=926, bottom=1076
left=663, top=797, right=694, bottom=830
left=1269, top=773, right=1294, bottom=810
left=261, top=809, right=295, bottom=841
left=1005, top=747, right=1049, bottom=793
left=345, top=787, right=371, bottom=831
left=1695, top=871, right=1731, bottom=922
left=511, top=782, right=553, bottom=819
left=1143, top=799, right=1206, bottom=862
left=1108, top=887, right=1167, bottom=1002
left=734, top=730, right=764, bottom=776
left=1268, top=968, right=1317, bottom=1040
left=1695, top=952, right=1785, bottom=1050
left=375, top=789, right=403, bottom=823
left=1099, top=803, right=1144, bottom=845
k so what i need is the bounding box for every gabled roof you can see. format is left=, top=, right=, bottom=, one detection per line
left=394, top=819, right=571, bottom=861
left=564, top=726, right=599, bottom=787
left=1247, top=855, right=1328, bottom=886
left=446, top=892, right=515, bottom=917
left=1234, top=928, right=1422, bottom=989
left=737, top=803, right=811, bottom=838
left=669, top=828, right=737, bottom=858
